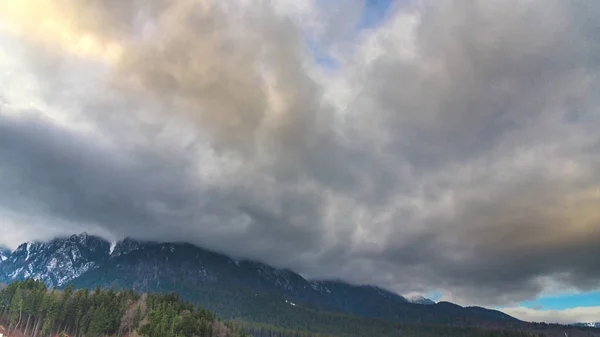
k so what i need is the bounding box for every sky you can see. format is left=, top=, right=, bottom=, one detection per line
left=0, top=0, right=599, bottom=324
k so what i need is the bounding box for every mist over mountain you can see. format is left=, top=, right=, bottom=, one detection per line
left=0, top=233, right=109, bottom=287
left=3, top=234, right=599, bottom=337
left=1, top=234, right=523, bottom=327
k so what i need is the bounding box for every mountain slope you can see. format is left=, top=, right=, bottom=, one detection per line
left=6, top=279, right=574, bottom=337
left=0, top=279, right=250, bottom=337
left=0, top=233, right=109, bottom=287
left=572, top=322, right=600, bottom=328
left=71, top=239, right=516, bottom=326
left=0, top=234, right=516, bottom=329
left=409, top=295, right=436, bottom=305
left=0, top=246, right=9, bottom=262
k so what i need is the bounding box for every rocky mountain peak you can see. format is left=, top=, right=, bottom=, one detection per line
left=0, top=233, right=110, bottom=287
left=0, top=246, right=10, bottom=262
left=409, top=295, right=436, bottom=305
left=110, top=237, right=143, bottom=258
left=0, top=233, right=520, bottom=329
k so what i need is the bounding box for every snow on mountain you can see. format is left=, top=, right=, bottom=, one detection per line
left=110, top=237, right=143, bottom=257
left=409, top=295, right=436, bottom=305
left=0, top=247, right=10, bottom=262
left=0, top=233, right=110, bottom=287
left=572, top=322, right=600, bottom=328
left=0, top=233, right=522, bottom=328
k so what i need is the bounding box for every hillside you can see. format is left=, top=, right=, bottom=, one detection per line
left=0, top=234, right=515, bottom=327
left=0, top=247, right=10, bottom=262
left=0, top=279, right=250, bottom=337
left=0, top=279, right=580, bottom=337
left=1, top=234, right=598, bottom=337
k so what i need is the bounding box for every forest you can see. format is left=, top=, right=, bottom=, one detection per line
left=0, top=279, right=249, bottom=337
left=0, top=280, right=584, bottom=337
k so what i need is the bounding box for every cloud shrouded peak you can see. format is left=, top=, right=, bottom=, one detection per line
left=0, top=0, right=599, bottom=307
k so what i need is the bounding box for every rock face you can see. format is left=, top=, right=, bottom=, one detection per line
left=0, top=233, right=110, bottom=287
left=0, top=246, right=10, bottom=262
left=0, top=233, right=515, bottom=327
left=110, top=237, right=143, bottom=258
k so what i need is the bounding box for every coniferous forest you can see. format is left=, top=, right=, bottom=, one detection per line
left=0, top=280, right=593, bottom=337
left=0, top=279, right=249, bottom=337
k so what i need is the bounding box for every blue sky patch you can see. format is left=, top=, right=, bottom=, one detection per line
left=518, top=291, right=600, bottom=310
left=425, top=290, right=443, bottom=302
left=360, top=0, right=395, bottom=29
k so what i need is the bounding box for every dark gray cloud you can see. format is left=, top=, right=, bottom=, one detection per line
left=0, top=0, right=599, bottom=307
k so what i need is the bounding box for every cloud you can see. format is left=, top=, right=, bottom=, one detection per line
left=0, top=0, right=599, bottom=306
left=502, top=306, right=600, bottom=324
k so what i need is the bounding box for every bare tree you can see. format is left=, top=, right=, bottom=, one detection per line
left=119, top=294, right=147, bottom=336
left=212, top=320, right=231, bottom=337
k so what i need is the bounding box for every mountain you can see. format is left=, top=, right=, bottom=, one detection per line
left=3, top=279, right=563, bottom=337
left=0, top=233, right=109, bottom=287
left=408, top=295, right=436, bottom=305
left=0, top=246, right=9, bottom=262
left=0, top=234, right=516, bottom=329
left=572, top=322, right=600, bottom=328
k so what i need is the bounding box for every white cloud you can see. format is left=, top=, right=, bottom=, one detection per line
left=502, top=306, right=600, bottom=324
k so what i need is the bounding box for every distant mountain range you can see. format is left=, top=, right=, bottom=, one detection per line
left=572, top=322, right=600, bottom=328
left=0, top=233, right=559, bottom=332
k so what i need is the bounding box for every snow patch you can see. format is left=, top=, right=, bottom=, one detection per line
left=71, top=248, right=79, bottom=261
left=109, top=241, right=117, bottom=254
left=9, top=266, right=24, bottom=279
left=47, top=257, right=58, bottom=271
left=25, top=243, right=31, bottom=261
left=408, top=295, right=435, bottom=305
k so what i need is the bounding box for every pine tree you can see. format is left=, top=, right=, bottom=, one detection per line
left=8, top=287, right=24, bottom=335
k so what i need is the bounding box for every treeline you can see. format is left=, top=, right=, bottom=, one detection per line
left=0, top=280, right=581, bottom=337
left=234, top=321, right=336, bottom=337
left=0, top=279, right=249, bottom=337
left=235, top=318, right=550, bottom=337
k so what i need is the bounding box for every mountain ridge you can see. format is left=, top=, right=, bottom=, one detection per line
left=0, top=233, right=524, bottom=329
left=408, top=295, right=436, bottom=305
left=0, top=233, right=109, bottom=287
left=1, top=233, right=417, bottom=300
left=572, top=322, right=600, bottom=328
left=0, top=246, right=9, bottom=262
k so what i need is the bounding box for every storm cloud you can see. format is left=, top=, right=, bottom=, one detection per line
left=0, top=0, right=599, bottom=307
